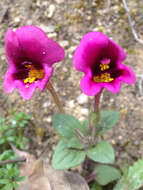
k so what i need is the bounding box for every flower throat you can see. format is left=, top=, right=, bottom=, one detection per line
left=93, top=58, right=114, bottom=83
left=24, top=65, right=44, bottom=84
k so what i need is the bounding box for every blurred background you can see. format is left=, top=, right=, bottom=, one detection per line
left=0, top=0, right=143, bottom=163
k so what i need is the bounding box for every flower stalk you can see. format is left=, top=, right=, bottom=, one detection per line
left=47, top=81, right=64, bottom=113
left=88, top=89, right=103, bottom=138
left=94, top=88, right=103, bottom=114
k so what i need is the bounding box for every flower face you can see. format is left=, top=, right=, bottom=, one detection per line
left=73, top=32, right=136, bottom=96
left=4, top=25, right=65, bottom=100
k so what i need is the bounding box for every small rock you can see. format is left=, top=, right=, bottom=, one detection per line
left=43, top=116, right=52, bottom=123
left=14, top=17, right=20, bottom=23
left=62, top=67, right=68, bottom=72
left=68, top=46, right=76, bottom=53
left=42, top=101, right=51, bottom=108
left=68, top=54, right=73, bottom=59
left=134, top=140, right=139, bottom=146
left=81, top=108, right=89, bottom=116
left=48, top=32, right=57, bottom=38
left=55, top=0, right=64, bottom=4
left=118, top=136, right=123, bottom=140
left=48, top=4, right=56, bottom=18
left=77, top=94, right=88, bottom=105
left=111, top=140, right=116, bottom=145
left=26, top=19, right=33, bottom=25
left=42, top=1, right=48, bottom=7
left=67, top=100, right=75, bottom=108
left=40, top=24, right=55, bottom=33
left=60, top=40, right=69, bottom=48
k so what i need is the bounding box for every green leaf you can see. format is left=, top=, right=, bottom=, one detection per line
left=95, top=165, right=121, bottom=185
left=80, top=120, right=89, bottom=135
left=90, top=182, right=103, bottom=190
left=52, top=139, right=86, bottom=170
left=87, top=141, right=115, bottom=164
left=52, top=114, right=84, bottom=138
left=67, top=137, right=84, bottom=149
left=97, top=110, right=120, bottom=134
left=12, top=181, right=18, bottom=189
left=128, top=159, right=143, bottom=189
left=0, top=179, right=9, bottom=184
left=114, top=159, right=143, bottom=190
left=3, top=183, right=12, bottom=190
left=0, top=150, right=14, bottom=161
left=113, top=181, right=126, bottom=190
left=0, top=138, right=6, bottom=144
left=7, top=136, right=17, bottom=142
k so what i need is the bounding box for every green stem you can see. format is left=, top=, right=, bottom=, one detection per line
left=2, top=132, right=7, bottom=151
left=18, top=127, right=23, bottom=146
left=47, top=81, right=64, bottom=113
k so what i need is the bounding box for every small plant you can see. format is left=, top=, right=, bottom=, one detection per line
left=0, top=150, right=25, bottom=190
left=0, top=112, right=30, bottom=190
left=1, top=23, right=142, bottom=190
left=0, top=112, right=30, bottom=150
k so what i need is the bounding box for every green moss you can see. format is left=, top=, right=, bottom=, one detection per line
left=126, top=49, right=136, bottom=54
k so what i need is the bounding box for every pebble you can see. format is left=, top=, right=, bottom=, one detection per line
left=68, top=54, right=73, bottom=59
left=48, top=4, right=56, bottom=18
left=55, top=0, right=64, bottom=4
left=26, top=19, right=33, bottom=25
left=118, top=136, right=123, bottom=140
left=59, top=40, right=69, bottom=48
left=67, top=100, right=75, bottom=108
left=14, top=17, right=20, bottom=23
left=81, top=108, right=89, bottom=116
left=42, top=1, right=48, bottom=7
left=40, top=24, right=55, bottom=33
left=68, top=46, right=76, bottom=53
left=43, top=116, right=52, bottom=123
left=62, top=67, right=68, bottom=72
left=48, top=32, right=57, bottom=38
left=42, top=101, right=51, bottom=108
left=77, top=94, right=88, bottom=105
left=134, top=140, right=139, bottom=146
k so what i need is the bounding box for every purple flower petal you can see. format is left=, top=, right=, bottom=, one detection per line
left=5, top=30, right=24, bottom=65
left=4, top=25, right=65, bottom=99
left=15, top=25, right=64, bottom=65
left=118, top=64, right=136, bottom=84
left=73, top=31, right=136, bottom=95
left=80, top=70, right=103, bottom=96
left=4, top=65, right=16, bottom=93
left=74, top=32, right=109, bottom=72
left=36, top=64, right=53, bottom=91
left=104, top=79, right=121, bottom=93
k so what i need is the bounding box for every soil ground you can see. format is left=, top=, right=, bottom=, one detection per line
left=0, top=0, right=143, bottom=187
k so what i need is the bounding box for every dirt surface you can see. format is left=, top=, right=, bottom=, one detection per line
left=0, top=0, right=143, bottom=168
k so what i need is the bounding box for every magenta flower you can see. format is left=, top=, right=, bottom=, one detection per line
left=4, top=25, right=64, bottom=100
left=74, top=32, right=136, bottom=96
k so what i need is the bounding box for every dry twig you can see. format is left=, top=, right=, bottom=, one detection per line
left=122, top=0, right=143, bottom=45
left=0, top=157, right=26, bottom=165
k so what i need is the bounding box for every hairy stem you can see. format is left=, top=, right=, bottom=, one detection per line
left=90, top=89, right=103, bottom=137
left=94, top=89, right=103, bottom=114
left=47, top=81, right=64, bottom=113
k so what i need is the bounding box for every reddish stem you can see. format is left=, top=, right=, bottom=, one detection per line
left=47, top=81, right=64, bottom=113
left=91, top=89, right=103, bottom=137
left=94, top=88, right=103, bottom=114
left=85, top=173, right=96, bottom=183
left=0, top=157, right=26, bottom=165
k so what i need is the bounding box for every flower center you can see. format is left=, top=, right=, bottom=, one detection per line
left=24, top=65, right=44, bottom=84
left=93, top=58, right=114, bottom=83
left=93, top=73, right=114, bottom=83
